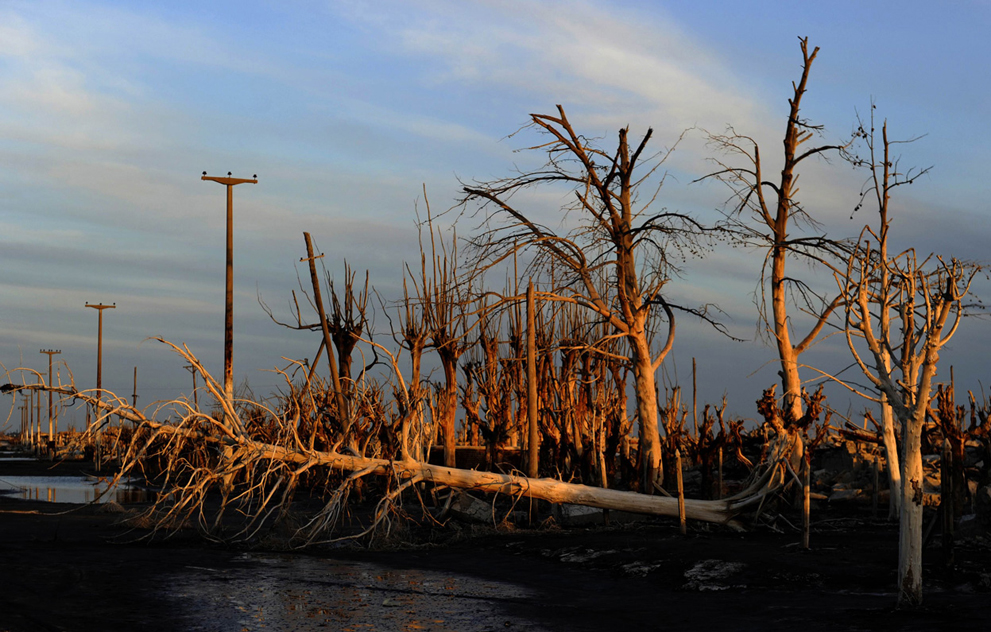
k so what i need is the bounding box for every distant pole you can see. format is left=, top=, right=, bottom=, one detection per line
left=526, top=280, right=539, bottom=478
left=85, top=303, right=115, bottom=429
left=132, top=366, right=138, bottom=409
left=40, top=349, right=60, bottom=444
left=86, top=302, right=115, bottom=470
left=183, top=364, right=199, bottom=411
left=202, top=171, right=257, bottom=404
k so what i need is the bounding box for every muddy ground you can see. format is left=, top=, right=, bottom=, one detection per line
left=1, top=457, right=990, bottom=631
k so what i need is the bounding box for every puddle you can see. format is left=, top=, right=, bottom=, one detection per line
left=0, top=475, right=150, bottom=504
left=163, top=552, right=548, bottom=631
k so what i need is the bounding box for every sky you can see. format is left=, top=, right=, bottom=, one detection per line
left=2, top=0, right=990, bottom=430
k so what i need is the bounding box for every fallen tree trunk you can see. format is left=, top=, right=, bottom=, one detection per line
left=3, top=381, right=770, bottom=527
left=256, top=443, right=747, bottom=524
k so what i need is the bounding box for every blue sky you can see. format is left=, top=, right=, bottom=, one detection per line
left=2, top=0, right=990, bottom=429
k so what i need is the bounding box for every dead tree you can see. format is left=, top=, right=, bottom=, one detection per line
left=328, top=263, right=370, bottom=387
left=3, top=342, right=775, bottom=539
left=843, top=242, right=978, bottom=605
left=700, top=37, right=848, bottom=463
left=463, top=105, right=719, bottom=493
left=423, top=222, right=470, bottom=469
left=844, top=110, right=932, bottom=519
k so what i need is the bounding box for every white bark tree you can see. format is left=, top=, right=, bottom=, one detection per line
left=844, top=111, right=933, bottom=520
left=843, top=242, right=978, bottom=605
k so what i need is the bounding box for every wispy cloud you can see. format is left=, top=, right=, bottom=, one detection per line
left=334, top=0, right=771, bottom=138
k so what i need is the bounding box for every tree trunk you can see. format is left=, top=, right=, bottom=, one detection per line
left=772, top=251, right=804, bottom=424
left=632, top=339, right=662, bottom=491
left=881, top=395, right=902, bottom=520
left=898, top=412, right=925, bottom=606
left=250, top=443, right=741, bottom=524
left=440, top=357, right=458, bottom=468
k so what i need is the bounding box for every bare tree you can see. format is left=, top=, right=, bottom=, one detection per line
left=700, top=38, right=848, bottom=461
left=418, top=204, right=471, bottom=469
left=462, top=105, right=716, bottom=492
left=844, top=110, right=932, bottom=519
left=843, top=241, right=978, bottom=605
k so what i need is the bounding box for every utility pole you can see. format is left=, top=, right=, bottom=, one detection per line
left=201, top=171, right=257, bottom=404
left=183, top=364, right=199, bottom=411
left=40, top=349, right=60, bottom=447
left=86, top=302, right=115, bottom=468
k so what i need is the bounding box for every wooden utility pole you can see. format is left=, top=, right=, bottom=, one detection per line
left=301, top=232, right=347, bottom=422
left=526, top=280, right=539, bottom=478
left=183, top=364, right=199, bottom=411
left=85, top=303, right=115, bottom=430
left=202, top=171, right=257, bottom=403
left=40, top=349, right=60, bottom=445
left=86, top=302, right=114, bottom=469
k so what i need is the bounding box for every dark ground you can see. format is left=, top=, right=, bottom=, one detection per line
left=1, top=457, right=990, bottom=631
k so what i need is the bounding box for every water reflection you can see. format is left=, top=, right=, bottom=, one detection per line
left=0, top=475, right=149, bottom=504
left=164, top=553, right=547, bottom=632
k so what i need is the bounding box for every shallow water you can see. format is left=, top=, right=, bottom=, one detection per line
left=163, top=552, right=548, bottom=632
left=0, top=475, right=150, bottom=504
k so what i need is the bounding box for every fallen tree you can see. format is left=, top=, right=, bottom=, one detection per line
left=2, top=340, right=793, bottom=545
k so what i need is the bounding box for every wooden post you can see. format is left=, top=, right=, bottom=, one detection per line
left=302, top=232, right=348, bottom=423
left=942, top=438, right=954, bottom=567
left=27, top=390, right=33, bottom=450
left=717, top=446, right=723, bottom=500
left=526, top=280, right=539, bottom=479
left=692, top=358, right=698, bottom=439
left=34, top=390, right=41, bottom=454
left=872, top=454, right=879, bottom=519
left=676, top=448, right=686, bottom=535
left=802, top=453, right=811, bottom=549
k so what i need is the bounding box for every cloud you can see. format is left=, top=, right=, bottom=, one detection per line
left=336, top=0, right=771, bottom=139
